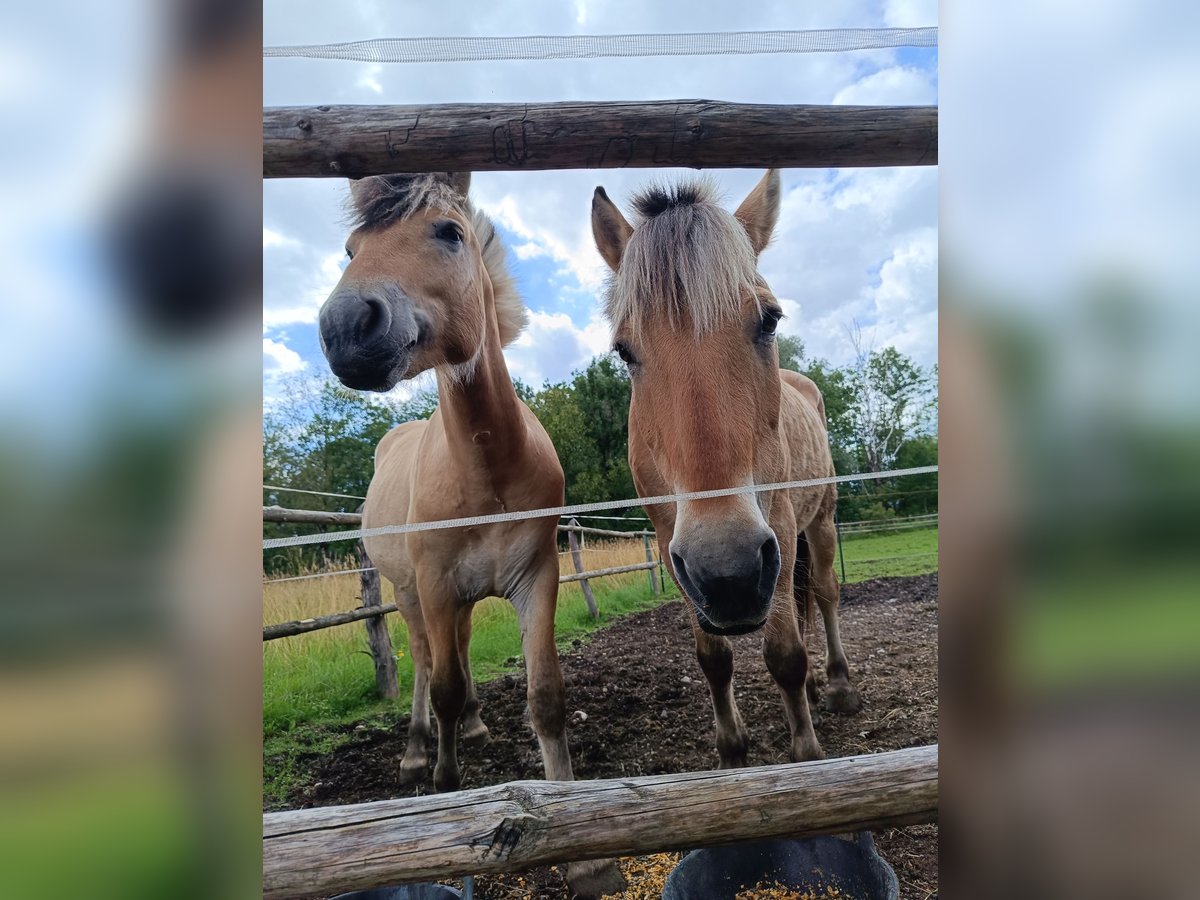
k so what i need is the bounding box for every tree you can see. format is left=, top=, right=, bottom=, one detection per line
left=846, top=338, right=936, bottom=474
left=777, top=334, right=805, bottom=373
left=263, top=377, right=410, bottom=573
left=570, top=355, right=636, bottom=506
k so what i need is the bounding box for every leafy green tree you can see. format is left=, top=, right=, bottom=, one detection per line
left=777, top=334, right=805, bottom=373
left=529, top=383, right=605, bottom=503
left=570, top=355, right=636, bottom=505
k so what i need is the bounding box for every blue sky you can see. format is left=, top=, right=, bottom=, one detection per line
left=263, top=2, right=939, bottom=402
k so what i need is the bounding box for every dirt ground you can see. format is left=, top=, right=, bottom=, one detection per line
left=272, top=573, right=938, bottom=899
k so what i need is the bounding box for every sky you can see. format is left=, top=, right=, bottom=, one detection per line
left=263, top=2, right=939, bottom=402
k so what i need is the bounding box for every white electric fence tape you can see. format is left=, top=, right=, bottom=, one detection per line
left=264, top=27, right=937, bottom=64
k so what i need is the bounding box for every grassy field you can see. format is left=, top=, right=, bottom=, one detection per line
left=263, top=525, right=937, bottom=805
left=836, top=523, right=939, bottom=582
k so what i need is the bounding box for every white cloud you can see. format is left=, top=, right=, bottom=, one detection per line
left=505, top=309, right=612, bottom=384
left=263, top=227, right=299, bottom=249
left=263, top=338, right=306, bottom=374
left=833, top=66, right=936, bottom=105
left=883, top=0, right=938, bottom=28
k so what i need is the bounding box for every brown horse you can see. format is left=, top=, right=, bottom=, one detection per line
left=319, top=172, right=623, bottom=898
left=591, top=170, right=861, bottom=768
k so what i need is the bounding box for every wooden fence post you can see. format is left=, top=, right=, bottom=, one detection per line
left=358, top=539, right=399, bottom=699
left=642, top=533, right=658, bottom=595
left=567, top=518, right=599, bottom=619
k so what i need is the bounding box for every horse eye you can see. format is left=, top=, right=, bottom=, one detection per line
left=344, top=247, right=354, bottom=260
left=613, top=341, right=638, bottom=365
left=758, top=309, right=782, bottom=340
left=435, top=222, right=464, bottom=245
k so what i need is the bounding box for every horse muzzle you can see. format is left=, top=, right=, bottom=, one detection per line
left=318, top=287, right=422, bottom=392
left=671, top=529, right=781, bottom=635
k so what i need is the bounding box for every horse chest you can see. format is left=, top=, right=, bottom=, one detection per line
left=442, top=525, right=543, bottom=602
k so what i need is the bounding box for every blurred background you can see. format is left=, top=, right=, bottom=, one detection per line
left=0, top=1, right=1196, bottom=898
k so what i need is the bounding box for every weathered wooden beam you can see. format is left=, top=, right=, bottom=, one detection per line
left=558, top=561, right=658, bottom=584
left=263, top=505, right=362, bottom=526
left=559, top=522, right=653, bottom=539
left=263, top=604, right=398, bottom=641
left=566, top=518, right=599, bottom=619
left=263, top=744, right=938, bottom=898
left=263, top=101, right=938, bottom=177
left=358, top=539, right=399, bottom=699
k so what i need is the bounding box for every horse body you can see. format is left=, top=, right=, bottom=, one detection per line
left=319, top=172, right=623, bottom=899
left=592, top=170, right=861, bottom=769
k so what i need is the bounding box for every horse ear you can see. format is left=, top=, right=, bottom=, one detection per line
left=592, top=186, right=633, bottom=271
left=734, top=169, right=781, bottom=256
left=446, top=172, right=472, bottom=197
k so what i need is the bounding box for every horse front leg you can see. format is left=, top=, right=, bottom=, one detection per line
left=689, top=614, right=750, bottom=768
left=419, top=575, right=469, bottom=793
left=512, top=561, right=626, bottom=900
left=762, top=533, right=823, bottom=763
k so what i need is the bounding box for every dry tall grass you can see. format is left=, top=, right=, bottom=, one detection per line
left=263, top=536, right=658, bottom=646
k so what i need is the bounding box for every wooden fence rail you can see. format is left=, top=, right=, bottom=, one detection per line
left=263, top=562, right=661, bottom=640
left=263, top=100, right=938, bottom=178
left=263, top=744, right=938, bottom=898
left=263, top=604, right=398, bottom=641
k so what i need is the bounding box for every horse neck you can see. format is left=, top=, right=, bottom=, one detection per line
left=433, top=281, right=525, bottom=465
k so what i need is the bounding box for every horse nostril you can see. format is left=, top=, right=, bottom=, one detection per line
left=357, top=297, right=391, bottom=343
left=670, top=550, right=687, bottom=578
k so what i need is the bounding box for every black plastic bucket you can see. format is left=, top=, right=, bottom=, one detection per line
left=662, top=832, right=898, bottom=900
left=330, top=884, right=463, bottom=900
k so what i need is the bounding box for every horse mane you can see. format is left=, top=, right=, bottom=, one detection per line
left=606, top=177, right=762, bottom=336
left=347, top=174, right=528, bottom=347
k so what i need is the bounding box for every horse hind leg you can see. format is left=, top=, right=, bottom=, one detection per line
left=457, top=606, right=489, bottom=748
left=808, top=513, right=863, bottom=715
left=793, top=531, right=821, bottom=708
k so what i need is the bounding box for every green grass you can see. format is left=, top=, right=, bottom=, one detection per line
left=1017, top=566, right=1200, bottom=688
left=263, top=576, right=677, bottom=807
left=836, top=524, right=938, bottom=582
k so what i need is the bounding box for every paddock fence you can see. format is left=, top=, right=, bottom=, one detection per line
left=263, top=743, right=938, bottom=899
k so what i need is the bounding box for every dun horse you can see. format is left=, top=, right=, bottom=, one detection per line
left=319, top=172, right=622, bottom=898
left=591, top=170, right=861, bottom=767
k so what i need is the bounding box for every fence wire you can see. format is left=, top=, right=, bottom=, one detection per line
left=263, top=465, right=937, bottom=550
left=264, top=27, right=937, bottom=64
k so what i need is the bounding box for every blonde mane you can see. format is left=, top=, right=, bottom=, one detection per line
left=348, top=174, right=528, bottom=347
left=605, top=178, right=762, bottom=337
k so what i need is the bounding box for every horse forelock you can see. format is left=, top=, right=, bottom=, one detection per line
left=606, top=178, right=763, bottom=337
left=347, top=174, right=462, bottom=229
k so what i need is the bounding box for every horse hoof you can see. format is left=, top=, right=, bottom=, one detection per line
left=462, top=723, right=491, bottom=749
left=791, top=740, right=825, bottom=763
left=822, top=684, right=863, bottom=715
left=566, top=858, right=626, bottom=899
left=398, top=759, right=428, bottom=785
left=433, top=762, right=461, bottom=794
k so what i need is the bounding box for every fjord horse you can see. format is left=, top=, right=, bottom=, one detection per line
left=319, top=173, right=622, bottom=898
left=591, top=170, right=861, bottom=767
